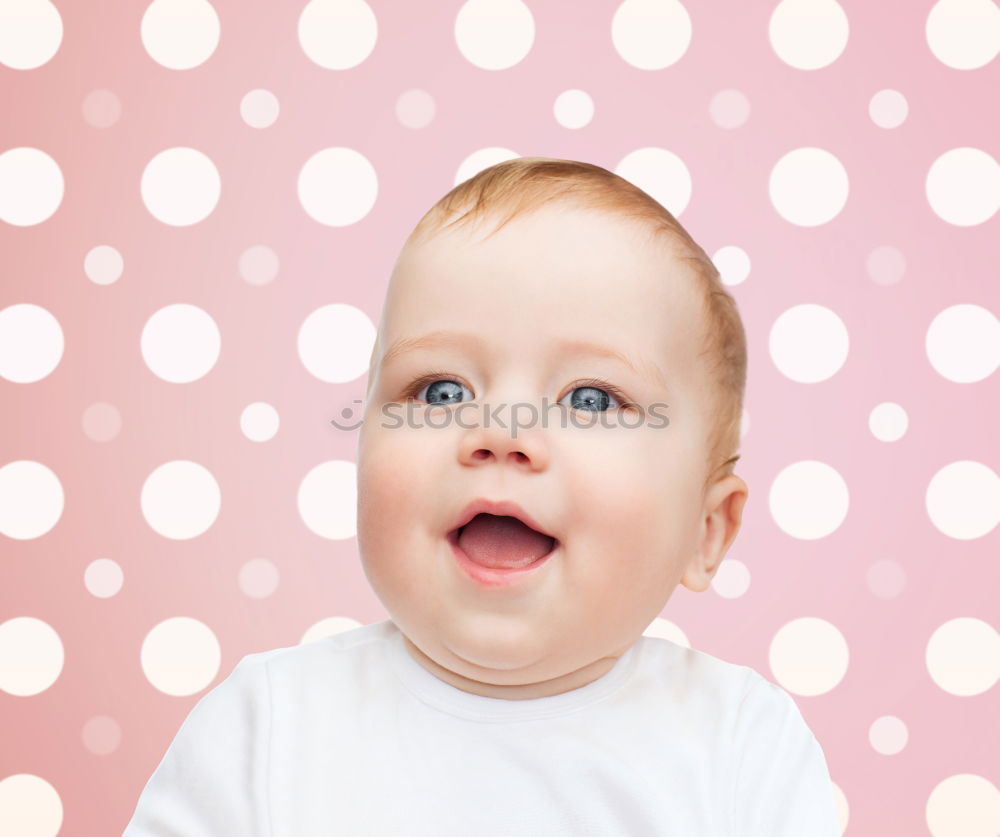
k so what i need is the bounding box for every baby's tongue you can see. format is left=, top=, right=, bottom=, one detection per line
left=457, top=513, right=555, bottom=569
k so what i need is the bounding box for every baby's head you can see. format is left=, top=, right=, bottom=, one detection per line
left=356, top=157, right=748, bottom=699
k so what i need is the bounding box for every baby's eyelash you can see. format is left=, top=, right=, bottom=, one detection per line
left=400, top=373, right=635, bottom=408
left=400, top=370, right=463, bottom=401
left=571, top=377, right=636, bottom=409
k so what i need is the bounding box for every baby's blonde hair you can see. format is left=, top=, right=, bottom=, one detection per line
left=385, top=156, right=747, bottom=491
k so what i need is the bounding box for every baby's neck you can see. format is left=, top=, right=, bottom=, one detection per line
left=401, top=635, right=624, bottom=700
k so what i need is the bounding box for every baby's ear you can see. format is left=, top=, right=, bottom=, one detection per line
left=681, top=474, right=749, bottom=592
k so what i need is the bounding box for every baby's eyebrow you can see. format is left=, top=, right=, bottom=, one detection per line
left=380, top=329, right=669, bottom=390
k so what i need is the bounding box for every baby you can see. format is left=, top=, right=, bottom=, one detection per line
left=123, top=158, right=840, bottom=836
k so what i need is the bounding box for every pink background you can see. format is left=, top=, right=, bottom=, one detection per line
left=2, top=1, right=999, bottom=835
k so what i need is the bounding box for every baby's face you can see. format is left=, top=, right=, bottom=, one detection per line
left=357, top=204, right=746, bottom=699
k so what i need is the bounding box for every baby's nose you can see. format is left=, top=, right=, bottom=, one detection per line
left=455, top=406, right=550, bottom=471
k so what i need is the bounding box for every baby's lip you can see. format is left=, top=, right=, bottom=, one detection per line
left=448, top=498, right=556, bottom=541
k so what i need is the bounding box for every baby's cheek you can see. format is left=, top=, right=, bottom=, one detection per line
left=357, top=428, right=441, bottom=546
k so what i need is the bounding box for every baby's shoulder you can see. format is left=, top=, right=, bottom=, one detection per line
left=636, top=634, right=807, bottom=735
left=635, top=634, right=761, bottom=708
left=238, top=620, right=396, bottom=705
left=246, top=618, right=393, bottom=668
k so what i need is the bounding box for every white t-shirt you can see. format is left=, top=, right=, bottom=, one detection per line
left=122, top=619, right=840, bottom=836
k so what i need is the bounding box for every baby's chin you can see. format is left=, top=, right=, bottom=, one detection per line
left=417, top=623, right=574, bottom=681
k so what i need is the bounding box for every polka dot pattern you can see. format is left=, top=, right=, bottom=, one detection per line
left=140, top=617, right=221, bottom=696
left=141, top=0, right=220, bottom=70
left=1, top=3, right=996, bottom=834
left=455, top=0, right=535, bottom=70
left=81, top=89, right=122, bottom=128
left=0, top=617, right=64, bottom=696
left=83, top=245, right=124, bottom=285
left=0, top=148, right=64, bottom=226
left=395, top=89, right=437, bottom=129
left=140, top=304, right=221, bottom=383
left=298, top=0, right=378, bottom=70
left=140, top=460, right=221, bottom=539
left=239, top=89, right=280, bottom=129
left=0, top=0, right=62, bottom=70
left=0, top=304, right=64, bottom=383
left=0, top=774, right=63, bottom=837
left=140, top=147, right=221, bottom=226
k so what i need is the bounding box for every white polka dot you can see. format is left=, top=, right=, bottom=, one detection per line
left=240, top=88, right=279, bottom=128
left=740, top=407, right=750, bottom=439
left=301, top=615, right=363, bottom=644
left=869, top=715, right=908, bottom=756
left=240, top=402, right=280, bottom=441
left=0, top=147, right=64, bottom=226
left=869, top=89, right=908, bottom=129
left=298, top=0, right=377, bottom=69
left=712, top=245, right=750, bottom=286
left=84, top=245, right=124, bottom=285
left=615, top=147, right=692, bottom=216
left=141, top=147, right=221, bottom=226
left=141, top=460, right=221, bottom=540
left=709, top=88, right=751, bottom=129
left=925, top=460, right=1000, bottom=540
left=0, top=461, right=64, bottom=540
left=84, top=558, right=124, bottom=598
left=0, top=617, right=64, bottom=696
left=297, top=303, right=376, bottom=383
left=553, top=89, right=594, bottom=129
left=454, top=147, right=521, bottom=185
left=0, top=304, right=64, bottom=383
left=454, top=0, right=534, bottom=70
left=926, top=774, right=1000, bottom=837
left=711, top=558, right=750, bottom=599
left=141, top=0, right=220, bottom=70
left=82, top=715, right=122, bottom=755
left=768, top=0, right=849, bottom=70
left=140, top=617, right=221, bottom=696
left=926, top=0, right=1000, bottom=70
left=769, top=303, right=849, bottom=383
left=297, top=460, right=357, bottom=540
left=769, top=146, right=849, bottom=226
left=81, top=88, right=121, bottom=128
left=82, top=401, right=122, bottom=442
left=0, top=774, right=63, bottom=837
left=395, top=89, right=436, bottom=129
left=0, top=0, right=62, bottom=70
left=926, top=303, right=1000, bottom=383
left=769, top=617, right=848, bottom=696
left=867, top=558, right=907, bottom=599
left=866, top=245, right=906, bottom=285
left=238, top=558, right=280, bottom=599
left=297, top=147, right=378, bottom=227
left=611, top=0, right=692, bottom=70
left=769, top=460, right=849, bottom=540
left=927, top=617, right=1000, bottom=697
left=238, top=245, right=279, bottom=285
left=832, top=784, right=850, bottom=832
left=926, top=147, right=1000, bottom=227
left=642, top=617, right=690, bottom=648
left=868, top=402, right=908, bottom=442
left=140, top=303, right=221, bottom=383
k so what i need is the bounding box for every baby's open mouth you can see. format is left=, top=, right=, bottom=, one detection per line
left=449, top=513, right=558, bottom=570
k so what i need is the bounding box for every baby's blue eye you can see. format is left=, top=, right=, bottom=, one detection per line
left=418, top=379, right=473, bottom=405
left=559, top=385, right=621, bottom=412
left=405, top=377, right=629, bottom=412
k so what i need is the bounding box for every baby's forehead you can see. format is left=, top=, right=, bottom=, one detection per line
left=406, top=204, right=695, bottom=285
left=386, top=210, right=706, bottom=374
left=398, top=204, right=701, bottom=313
